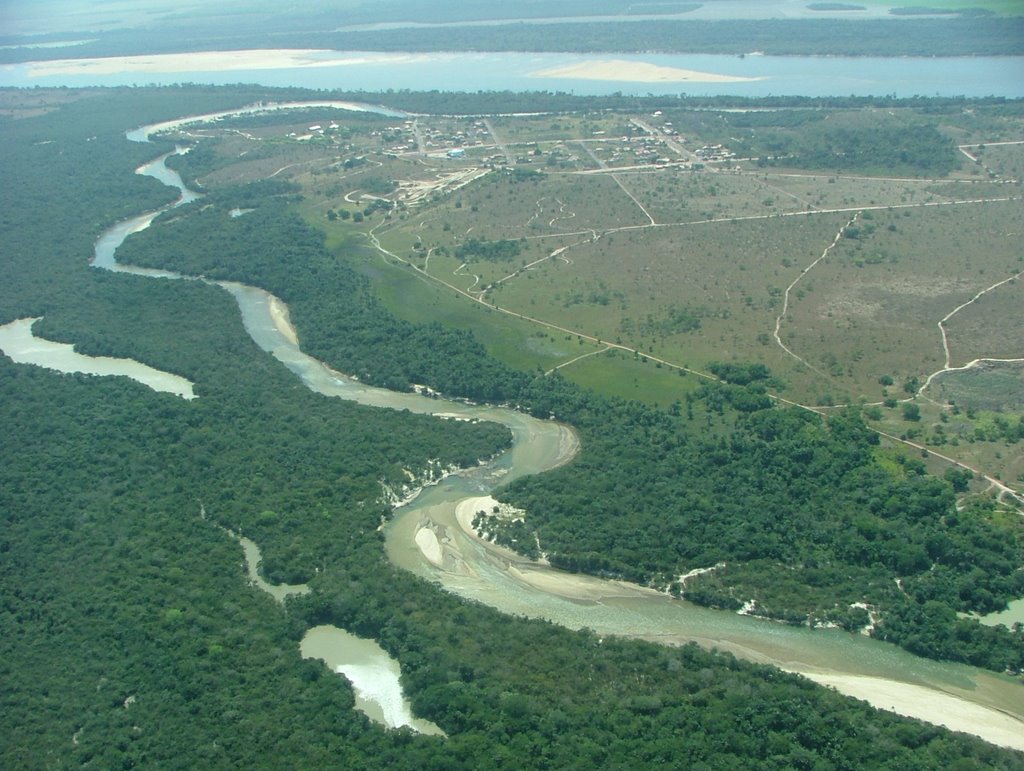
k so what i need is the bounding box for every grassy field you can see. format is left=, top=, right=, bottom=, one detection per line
left=555, top=347, right=711, bottom=408
left=165, top=99, right=1023, bottom=495
left=782, top=201, right=1024, bottom=399
left=347, top=241, right=607, bottom=375
left=964, top=142, right=1024, bottom=186
left=930, top=363, right=1024, bottom=412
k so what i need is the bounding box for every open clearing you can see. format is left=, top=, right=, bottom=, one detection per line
left=161, top=101, right=1024, bottom=498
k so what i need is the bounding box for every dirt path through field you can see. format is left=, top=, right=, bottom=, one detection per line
left=772, top=212, right=860, bottom=378
left=931, top=269, right=1024, bottom=372
left=364, top=131, right=1022, bottom=506
left=576, top=140, right=656, bottom=225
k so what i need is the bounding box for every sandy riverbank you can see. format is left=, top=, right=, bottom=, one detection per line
left=23, top=49, right=432, bottom=78
left=438, top=494, right=1024, bottom=750
left=800, top=673, right=1024, bottom=752
left=454, top=496, right=669, bottom=601
left=531, top=59, right=763, bottom=83
left=268, top=296, right=299, bottom=346
left=454, top=495, right=499, bottom=538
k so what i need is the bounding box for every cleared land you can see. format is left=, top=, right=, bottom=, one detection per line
left=162, top=100, right=1023, bottom=498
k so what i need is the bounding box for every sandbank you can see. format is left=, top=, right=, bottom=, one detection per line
left=268, top=296, right=299, bottom=346
left=414, top=525, right=444, bottom=567
left=799, top=673, right=1024, bottom=752
left=23, top=49, right=433, bottom=78
left=507, top=565, right=662, bottom=601
left=531, top=59, right=763, bottom=84
left=455, top=495, right=499, bottom=536
left=456, top=495, right=661, bottom=600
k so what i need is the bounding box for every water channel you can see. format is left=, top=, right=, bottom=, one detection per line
left=28, top=101, right=1024, bottom=749
left=0, top=316, right=196, bottom=399
left=3, top=50, right=1023, bottom=99
left=225, top=525, right=444, bottom=735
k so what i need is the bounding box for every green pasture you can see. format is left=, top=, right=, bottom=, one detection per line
left=552, top=347, right=710, bottom=407
left=343, top=240, right=592, bottom=375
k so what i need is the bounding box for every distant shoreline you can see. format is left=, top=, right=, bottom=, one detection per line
left=9, top=48, right=1022, bottom=100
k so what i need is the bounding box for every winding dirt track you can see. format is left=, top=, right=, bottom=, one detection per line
left=367, top=147, right=1023, bottom=507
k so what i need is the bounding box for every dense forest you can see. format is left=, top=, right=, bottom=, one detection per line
left=2, top=86, right=1023, bottom=767
left=4, top=357, right=1017, bottom=768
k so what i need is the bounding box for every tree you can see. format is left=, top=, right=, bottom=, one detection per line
left=944, top=467, right=972, bottom=493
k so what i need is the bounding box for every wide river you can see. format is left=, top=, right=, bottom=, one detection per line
left=2, top=49, right=1022, bottom=98
left=41, top=102, right=1024, bottom=749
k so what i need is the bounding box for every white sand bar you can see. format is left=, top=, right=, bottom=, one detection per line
left=455, top=495, right=500, bottom=536
left=531, top=59, right=763, bottom=83
left=268, top=296, right=299, bottom=346
left=801, top=673, right=1024, bottom=752
left=24, top=49, right=436, bottom=78
left=414, top=526, right=444, bottom=567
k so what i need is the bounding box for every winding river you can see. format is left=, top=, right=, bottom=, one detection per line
left=0, top=316, right=196, bottom=399
left=59, top=102, right=1024, bottom=749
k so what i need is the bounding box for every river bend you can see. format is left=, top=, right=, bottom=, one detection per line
left=80, top=102, right=1024, bottom=750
